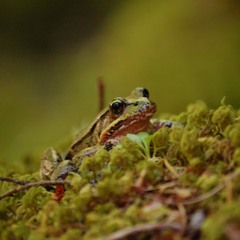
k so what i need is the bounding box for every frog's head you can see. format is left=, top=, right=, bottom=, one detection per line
left=100, top=87, right=156, bottom=143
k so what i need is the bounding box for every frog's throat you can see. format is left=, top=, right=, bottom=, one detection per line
left=100, top=104, right=156, bottom=143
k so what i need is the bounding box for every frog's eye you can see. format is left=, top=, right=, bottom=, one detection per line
left=110, top=99, right=126, bottom=115
left=141, top=88, right=149, bottom=98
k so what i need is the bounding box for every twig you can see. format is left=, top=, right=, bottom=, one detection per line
left=182, top=184, right=224, bottom=205
left=182, top=169, right=240, bottom=205
left=97, top=76, right=105, bottom=112
left=98, top=222, right=184, bottom=240
left=0, top=180, right=71, bottom=201
left=0, top=177, right=29, bottom=185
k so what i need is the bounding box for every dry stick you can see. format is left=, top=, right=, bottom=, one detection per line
left=182, top=168, right=240, bottom=205
left=0, top=177, right=29, bottom=185
left=97, top=76, right=105, bottom=112
left=99, top=222, right=184, bottom=240
left=182, top=184, right=224, bottom=205
left=0, top=180, right=71, bottom=200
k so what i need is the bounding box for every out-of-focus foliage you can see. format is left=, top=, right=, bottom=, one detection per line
left=0, top=0, right=239, bottom=162
left=1, top=101, right=240, bottom=239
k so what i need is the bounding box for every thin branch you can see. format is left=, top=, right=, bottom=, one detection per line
left=98, top=222, right=184, bottom=240
left=0, top=180, right=71, bottom=201
left=97, top=76, right=105, bottom=112
left=182, top=169, right=240, bottom=205
left=182, top=184, right=224, bottom=205
left=0, top=177, right=29, bottom=185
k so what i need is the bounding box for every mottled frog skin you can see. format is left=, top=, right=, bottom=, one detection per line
left=40, top=87, right=179, bottom=181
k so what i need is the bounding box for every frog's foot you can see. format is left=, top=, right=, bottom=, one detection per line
left=150, top=119, right=183, bottom=132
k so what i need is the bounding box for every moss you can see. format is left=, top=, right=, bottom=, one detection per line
left=180, top=128, right=203, bottom=161
left=225, top=122, right=240, bottom=148
left=195, top=173, right=219, bottom=192
left=1, top=100, right=240, bottom=239
left=212, top=104, right=235, bottom=131
left=202, top=202, right=240, bottom=240
left=186, top=100, right=210, bottom=128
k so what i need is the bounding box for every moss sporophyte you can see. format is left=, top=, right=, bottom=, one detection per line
left=1, top=90, right=240, bottom=239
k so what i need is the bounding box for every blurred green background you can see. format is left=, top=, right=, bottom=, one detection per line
left=0, top=0, right=239, bottom=163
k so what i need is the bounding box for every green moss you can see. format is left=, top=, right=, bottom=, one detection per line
left=225, top=122, right=240, bottom=148
left=212, top=103, right=235, bottom=131
left=186, top=100, right=210, bottom=128
left=152, top=127, right=170, bottom=156
left=1, top=100, right=240, bottom=239
left=202, top=202, right=240, bottom=240
left=195, top=173, right=219, bottom=192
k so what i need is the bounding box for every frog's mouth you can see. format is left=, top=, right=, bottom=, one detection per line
left=100, top=103, right=156, bottom=143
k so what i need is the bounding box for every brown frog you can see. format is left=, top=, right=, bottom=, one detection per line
left=40, top=87, right=179, bottom=194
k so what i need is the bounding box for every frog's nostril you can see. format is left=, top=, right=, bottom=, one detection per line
left=134, top=102, right=139, bottom=106
left=141, top=88, right=149, bottom=98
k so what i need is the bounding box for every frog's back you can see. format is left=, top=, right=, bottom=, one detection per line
left=65, top=108, right=111, bottom=159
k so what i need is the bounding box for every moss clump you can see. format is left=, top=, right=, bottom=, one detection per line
left=1, top=100, right=240, bottom=239
left=202, top=202, right=240, bottom=240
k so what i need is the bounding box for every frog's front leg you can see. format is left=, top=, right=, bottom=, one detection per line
left=40, top=148, right=74, bottom=180
left=40, top=146, right=100, bottom=201
left=40, top=147, right=64, bottom=181
left=150, top=119, right=183, bottom=133
left=40, top=147, right=100, bottom=181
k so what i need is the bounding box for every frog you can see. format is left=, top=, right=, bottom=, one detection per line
left=40, top=87, right=180, bottom=193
